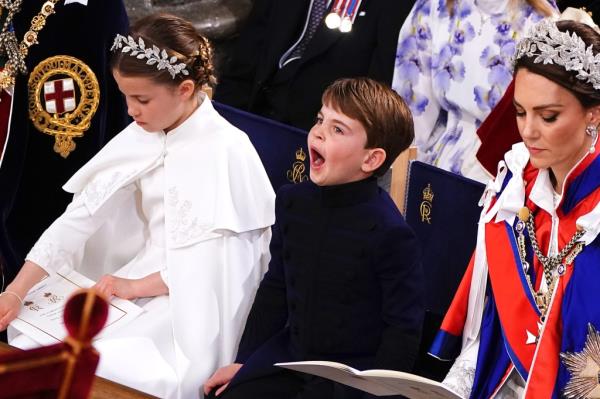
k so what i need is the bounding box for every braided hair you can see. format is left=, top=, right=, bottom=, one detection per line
left=111, top=13, right=216, bottom=89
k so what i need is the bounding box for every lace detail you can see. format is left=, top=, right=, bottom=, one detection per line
left=167, top=187, right=211, bottom=246
left=27, top=242, right=73, bottom=272
left=443, top=359, right=475, bottom=399
left=81, top=172, right=123, bottom=210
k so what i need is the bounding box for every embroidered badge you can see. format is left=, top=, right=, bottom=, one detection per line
left=420, top=183, right=434, bottom=224
left=561, top=324, right=600, bottom=399
left=28, top=55, right=100, bottom=158
left=43, top=78, right=76, bottom=114
left=286, top=147, right=309, bottom=184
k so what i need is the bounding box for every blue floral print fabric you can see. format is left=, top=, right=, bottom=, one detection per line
left=392, top=0, right=556, bottom=182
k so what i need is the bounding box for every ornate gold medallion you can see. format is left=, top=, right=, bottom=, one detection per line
left=561, top=324, right=600, bottom=399
left=286, top=147, right=309, bottom=184
left=28, top=55, right=99, bottom=157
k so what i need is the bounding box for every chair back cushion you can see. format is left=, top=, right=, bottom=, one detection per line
left=213, top=101, right=310, bottom=191
left=404, top=161, right=485, bottom=380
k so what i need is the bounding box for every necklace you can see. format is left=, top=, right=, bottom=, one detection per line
left=515, top=206, right=585, bottom=317
left=0, top=0, right=60, bottom=90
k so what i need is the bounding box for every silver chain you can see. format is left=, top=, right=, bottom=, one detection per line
left=525, top=212, right=585, bottom=285
left=515, top=207, right=585, bottom=316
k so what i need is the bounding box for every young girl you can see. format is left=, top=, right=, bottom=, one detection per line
left=0, top=13, right=275, bottom=399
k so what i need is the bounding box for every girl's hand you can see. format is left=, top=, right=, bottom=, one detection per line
left=93, top=275, right=138, bottom=300
left=0, top=291, right=23, bottom=331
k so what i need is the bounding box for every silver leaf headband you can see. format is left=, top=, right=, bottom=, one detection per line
left=110, top=34, right=190, bottom=79
left=514, top=18, right=600, bottom=90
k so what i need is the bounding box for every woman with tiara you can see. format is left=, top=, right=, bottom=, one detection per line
left=430, top=10, right=600, bottom=398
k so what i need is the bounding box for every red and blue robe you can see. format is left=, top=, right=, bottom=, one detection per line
left=431, top=143, right=600, bottom=398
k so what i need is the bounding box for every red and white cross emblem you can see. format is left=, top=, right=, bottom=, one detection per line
left=43, top=78, right=76, bottom=114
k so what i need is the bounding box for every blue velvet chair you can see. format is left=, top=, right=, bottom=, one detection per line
left=402, top=161, right=485, bottom=381
left=213, top=101, right=309, bottom=191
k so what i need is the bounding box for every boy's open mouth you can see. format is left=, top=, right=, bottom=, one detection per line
left=310, top=147, right=325, bottom=167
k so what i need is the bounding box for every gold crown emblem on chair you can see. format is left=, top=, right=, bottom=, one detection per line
left=295, top=148, right=307, bottom=162
left=422, top=184, right=434, bottom=202
left=420, top=183, right=434, bottom=224
left=287, top=147, right=309, bottom=184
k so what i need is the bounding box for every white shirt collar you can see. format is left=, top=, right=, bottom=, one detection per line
left=529, top=169, right=557, bottom=216
left=64, top=0, right=87, bottom=5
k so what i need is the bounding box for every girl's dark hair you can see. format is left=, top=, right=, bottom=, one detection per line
left=111, top=13, right=215, bottom=88
left=514, top=20, right=600, bottom=108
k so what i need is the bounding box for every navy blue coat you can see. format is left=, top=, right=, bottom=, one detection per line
left=231, top=177, right=424, bottom=389
left=0, top=0, right=129, bottom=280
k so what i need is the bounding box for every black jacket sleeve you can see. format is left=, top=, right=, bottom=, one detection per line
left=235, top=191, right=289, bottom=363
left=373, top=225, right=424, bottom=371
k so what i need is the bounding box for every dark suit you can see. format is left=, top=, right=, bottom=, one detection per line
left=214, top=0, right=414, bottom=131
left=0, top=0, right=129, bottom=281
left=218, top=177, right=424, bottom=399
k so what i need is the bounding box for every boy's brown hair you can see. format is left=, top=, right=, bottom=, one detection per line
left=322, top=77, right=414, bottom=176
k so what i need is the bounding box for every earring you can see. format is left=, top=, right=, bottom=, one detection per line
left=586, top=124, right=598, bottom=153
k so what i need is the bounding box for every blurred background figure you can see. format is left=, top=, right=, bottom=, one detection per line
left=123, top=0, right=254, bottom=71
left=392, top=0, right=556, bottom=182
left=213, top=0, right=415, bottom=131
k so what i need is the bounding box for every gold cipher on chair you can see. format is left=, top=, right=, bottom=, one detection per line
left=0, top=289, right=109, bottom=399
left=212, top=101, right=309, bottom=191
left=28, top=55, right=100, bottom=158
left=391, top=154, right=485, bottom=381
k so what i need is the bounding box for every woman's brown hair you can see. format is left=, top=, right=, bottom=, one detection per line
left=111, top=13, right=215, bottom=89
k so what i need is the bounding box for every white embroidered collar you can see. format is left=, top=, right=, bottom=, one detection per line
left=483, top=142, right=600, bottom=244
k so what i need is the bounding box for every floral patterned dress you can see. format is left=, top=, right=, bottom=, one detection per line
left=392, top=0, right=556, bottom=182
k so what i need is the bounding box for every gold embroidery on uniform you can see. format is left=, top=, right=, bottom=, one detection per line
left=286, top=147, right=309, bottom=184
left=420, top=183, right=434, bottom=224
left=28, top=55, right=99, bottom=157
left=561, top=324, right=600, bottom=399
left=0, top=0, right=61, bottom=90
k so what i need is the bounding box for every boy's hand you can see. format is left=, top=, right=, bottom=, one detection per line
left=0, top=293, right=22, bottom=330
left=203, top=363, right=243, bottom=396
left=93, top=275, right=138, bottom=300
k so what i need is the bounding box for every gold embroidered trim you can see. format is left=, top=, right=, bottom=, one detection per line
left=420, top=183, right=433, bottom=224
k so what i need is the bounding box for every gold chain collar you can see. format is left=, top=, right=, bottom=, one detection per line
left=0, top=0, right=60, bottom=90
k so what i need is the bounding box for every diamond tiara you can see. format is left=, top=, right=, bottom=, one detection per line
left=110, top=34, right=190, bottom=79
left=514, top=18, right=600, bottom=90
